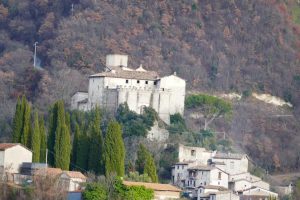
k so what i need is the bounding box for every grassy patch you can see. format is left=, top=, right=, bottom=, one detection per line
left=291, top=5, right=300, bottom=24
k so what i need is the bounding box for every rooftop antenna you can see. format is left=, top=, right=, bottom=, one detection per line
left=33, top=42, right=38, bottom=68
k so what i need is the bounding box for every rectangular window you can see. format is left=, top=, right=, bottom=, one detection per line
left=154, top=81, right=157, bottom=85
left=177, top=165, right=179, bottom=169
left=137, top=80, right=140, bottom=83
left=182, top=165, right=184, bottom=169
left=218, top=172, right=222, bottom=180
left=145, top=81, right=148, bottom=84
left=191, top=150, right=196, bottom=156
left=126, top=80, right=129, bottom=83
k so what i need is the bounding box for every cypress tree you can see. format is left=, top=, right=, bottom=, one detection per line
left=76, top=131, right=89, bottom=171
left=135, top=144, right=149, bottom=174
left=54, top=101, right=71, bottom=170
left=88, top=108, right=104, bottom=174
left=21, top=102, right=31, bottom=148
left=48, top=102, right=58, bottom=166
left=144, top=154, right=158, bottom=183
left=104, top=121, right=125, bottom=177
left=31, top=111, right=41, bottom=162
left=39, top=117, right=47, bottom=163
left=71, top=123, right=80, bottom=169
left=56, top=124, right=71, bottom=170
left=12, top=97, right=23, bottom=142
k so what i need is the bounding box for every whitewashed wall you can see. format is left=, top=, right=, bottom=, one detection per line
left=4, top=145, right=32, bottom=173
left=213, top=157, right=248, bottom=175
left=178, top=144, right=214, bottom=164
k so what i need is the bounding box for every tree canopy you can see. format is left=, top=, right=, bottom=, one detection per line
left=185, top=94, right=232, bottom=130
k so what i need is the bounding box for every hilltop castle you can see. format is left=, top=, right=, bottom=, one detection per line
left=71, top=54, right=186, bottom=124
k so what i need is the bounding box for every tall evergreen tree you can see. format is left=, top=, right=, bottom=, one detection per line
left=54, top=101, right=71, bottom=170
left=12, top=97, right=23, bottom=142
left=48, top=102, right=58, bottom=166
left=71, top=123, right=80, bottom=169
left=21, top=102, right=31, bottom=148
left=88, top=108, right=104, bottom=174
left=135, top=144, right=149, bottom=174
left=144, top=154, right=158, bottom=183
left=31, top=111, right=41, bottom=162
left=104, top=121, right=125, bottom=177
left=76, top=131, right=89, bottom=171
left=39, top=117, right=47, bottom=163
left=56, top=124, right=71, bottom=170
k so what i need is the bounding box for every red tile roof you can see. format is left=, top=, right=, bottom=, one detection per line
left=63, top=171, right=86, bottom=179
left=0, top=143, right=17, bottom=150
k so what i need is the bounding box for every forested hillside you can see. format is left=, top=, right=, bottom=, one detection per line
left=0, top=0, right=300, bottom=172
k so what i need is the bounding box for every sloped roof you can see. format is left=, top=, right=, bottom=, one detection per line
left=35, top=167, right=62, bottom=177
left=0, top=143, right=17, bottom=150
left=213, top=152, right=246, bottom=160
left=90, top=69, right=159, bottom=80
left=201, top=185, right=228, bottom=191
left=123, top=181, right=181, bottom=192
left=188, top=165, right=214, bottom=171
left=63, top=171, right=86, bottom=180
left=0, top=143, right=32, bottom=152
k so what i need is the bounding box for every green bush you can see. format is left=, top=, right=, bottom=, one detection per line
left=83, top=183, right=108, bottom=200
left=116, top=103, right=158, bottom=137
left=169, top=113, right=187, bottom=134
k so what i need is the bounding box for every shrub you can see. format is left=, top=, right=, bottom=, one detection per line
left=83, top=183, right=107, bottom=200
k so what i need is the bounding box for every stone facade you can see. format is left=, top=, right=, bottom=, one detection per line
left=71, top=54, right=186, bottom=125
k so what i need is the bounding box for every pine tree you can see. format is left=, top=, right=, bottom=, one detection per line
left=71, top=123, right=80, bottom=169
left=31, top=110, right=41, bottom=163
left=39, top=117, right=47, bottom=163
left=135, top=144, right=149, bottom=174
left=88, top=108, right=104, bottom=174
left=144, top=154, right=158, bottom=183
left=104, top=121, right=125, bottom=177
left=21, top=102, right=31, bottom=148
left=12, top=97, right=23, bottom=142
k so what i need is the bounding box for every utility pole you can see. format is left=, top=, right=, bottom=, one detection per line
left=71, top=4, right=74, bottom=16
left=33, top=42, right=38, bottom=68
left=46, top=149, right=48, bottom=168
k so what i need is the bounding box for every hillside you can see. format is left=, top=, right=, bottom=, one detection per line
left=0, top=0, right=300, bottom=172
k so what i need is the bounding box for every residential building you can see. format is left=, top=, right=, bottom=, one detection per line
left=123, top=181, right=182, bottom=200
left=239, top=187, right=278, bottom=200
left=172, top=144, right=278, bottom=199
left=0, top=143, right=32, bottom=174
left=71, top=54, right=186, bottom=125
left=60, top=171, right=86, bottom=192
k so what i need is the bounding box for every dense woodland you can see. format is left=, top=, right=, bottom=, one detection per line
left=0, top=0, right=300, bottom=174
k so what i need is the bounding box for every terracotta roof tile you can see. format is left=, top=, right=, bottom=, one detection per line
left=63, top=171, right=86, bottom=179
left=0, top=143, right=18, bottom=150
left=35, top=167, right=62, bottom=177
left=123, top=181, right=181, bottom=192
left=90, top=69, right=159, bottom=80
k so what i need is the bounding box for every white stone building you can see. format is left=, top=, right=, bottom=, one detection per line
left=0, top=143, right=32, bottom=174
left=172, top=144, right=278, bottom=199
left=71, top=54, right=186, bottom=124
left=60, top=171, right=86, bottom=192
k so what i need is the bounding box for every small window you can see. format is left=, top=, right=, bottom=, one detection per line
left=182, top=165, right=184, bottom=169
left=204, top=181, right=206, bottom=185
left=191, top=150, right=196, bottom=156
left=137, top=80, right=140, bottom=83
left=154, top=81, right=157, bottom=85
left=145, top=81, right=148, bottom=84
left=177, top=165, right=179, bottom=169
left=126, top=80, right=129, bottom=83
left=218, top=172, right=222, bottom=180
left=193, top=181, right=195, bottom=187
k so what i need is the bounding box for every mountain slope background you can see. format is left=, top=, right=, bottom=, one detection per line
left=0, top=0, right=300, bottom=172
